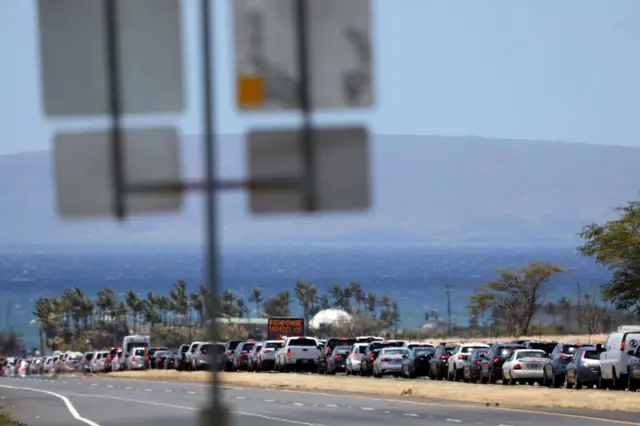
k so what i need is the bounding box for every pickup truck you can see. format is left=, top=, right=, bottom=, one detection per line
left=275, top=336, right=320, bottom=372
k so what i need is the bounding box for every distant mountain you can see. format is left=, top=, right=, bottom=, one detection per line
left=1, top=134, right=639, bottom=246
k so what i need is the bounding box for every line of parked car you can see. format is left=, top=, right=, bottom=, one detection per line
left=3, top=326, right=639, bottom=392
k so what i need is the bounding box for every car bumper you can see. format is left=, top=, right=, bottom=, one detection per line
left=508, top=370, right=543, bottom=379
left=379, top=362, right=403, bottom=372
left=575, top=366, right=600, bottom=382
left=629, top=367, right=640, bottom=380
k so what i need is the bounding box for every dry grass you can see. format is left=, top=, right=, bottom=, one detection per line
left=110, top=369, right=639, bottom=413
left=441, top=333, right=608, bottom=345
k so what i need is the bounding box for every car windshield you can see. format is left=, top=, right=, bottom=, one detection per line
left=462, top=346, right=487, bottom=353
left=408, top=344, right=432, bottom=349
left=85, top=353, right=94, bottom=360
left=527, top=342, right=555, bottom=353
left=498, top=347, right=521, bottom=357
left=583, top=351, right=601, bottom=360
left=334, top=346, right=351, bottom=354
left=413, top=347, right=434, bottom=356
left=265, top=342, right=282, bottom=349
left=516, top=351, right=547, bottom=359
left=126, top=341, right=148, bottom=353
left=181, top=345, right=190, bottom=353
left=134, top=348, right=145, bottom=356
left=384, top=349, right=410, bottom=356
left=563, top=345, right=590, bottom=354
left=288, top=338, right=317, bottom=347
left=228, top=341, right=242, bottom=350
left=357, top=345, right=367, bottom=353
left=242, top=344, right=255, bottom=352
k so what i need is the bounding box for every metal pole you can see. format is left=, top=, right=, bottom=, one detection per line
left=200, top=0, right=225, bottom=425
left=294, top=0, right=316, bottom=212
left=104, top=0, right=126, bottom=219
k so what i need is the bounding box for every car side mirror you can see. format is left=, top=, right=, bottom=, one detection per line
left=596, top=344, right=602, bottom=351
left=628, top=350, right=635, bottom=356
left=403, top=354, right=408, bottom=359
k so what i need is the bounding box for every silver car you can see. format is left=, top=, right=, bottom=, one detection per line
left=373, top=347, right=411, bottom=378
left=126, top=347, right=146, bottom=370
left=255, top=340, right=283, bottom=371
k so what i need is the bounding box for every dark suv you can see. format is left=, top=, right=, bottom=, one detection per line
left=428, top=343, right=456, bottom=380
left=542, top=342, right=594, bottom=388
left=523, top=340, right=558, bottom=355
left=479, top=343, right=525, bottom=384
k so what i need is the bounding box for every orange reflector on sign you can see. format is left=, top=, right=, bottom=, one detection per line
left=238, top=75, right=264, bottom=107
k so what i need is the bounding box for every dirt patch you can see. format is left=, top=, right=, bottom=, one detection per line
left=110, top=370, right=640, bottom=413
left=442, top=333, right=608, bottom=345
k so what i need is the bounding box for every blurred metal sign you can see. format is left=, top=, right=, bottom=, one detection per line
left=37, top=0, right=185, bottom=116
left=139, top=323, right=150, bottom=336
left=53, top=126, right=182, bottom=218
left=233, top=0, right=373, bottom=110
left=247, top=126, right=370, bottom=213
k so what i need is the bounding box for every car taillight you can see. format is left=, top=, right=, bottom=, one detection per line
left=370, top=353, right=375, bottom=361
left=132, top=356, right=136, bottom=361
left=514, top=364, right=521, bottom=370
left=440, top=355, right=448, bottom=360
left=146, top=356, right=150, bottom=361
left=101, top=360, right=105, bottom=364
left=263, top=349, right=272, bottom=353
left=475, top=360, right=481, bottom=365
left=240, top=351, right=247, bottom=357
left=286, top=349, right=291, bottom=357
left=560, top=353, right=569, bottom=359
left=493, top=357, right=501, bottom=363
left=327, top=347, right=332, bottom=356
left=335, top=355, right=343, bottom=359
left=254, top=350, right=258, bottom=355
left=380, top=357, right=390, bottom=362
left=458, top=355, right=464, bottom=359
left=84, top=357, right=88, bottom=361
left=200, top=350, right=204, bottom=354
left=621, top=341, right=625, bottom=352
left=65, top=361, right=69, bottom=366
left=227, top=351, right=233, bottom=355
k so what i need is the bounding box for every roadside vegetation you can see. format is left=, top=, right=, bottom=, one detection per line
left=7, top=197, right=637, bottom=356
left=0, top=412, right=27, bottom=426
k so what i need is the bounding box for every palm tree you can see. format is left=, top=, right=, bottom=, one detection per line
left=190, top=289, right=204, bottom=324
left=155, top=295, right=171, bottom=324
left=248, top=287, right=263, bottom=317
left=367, top=291, right=377, bottom=317
left=294, top=280, right=318, bottom=333
left=350, top=281, right=365, bottom=313
left=329, top=283, right=343, bottom=308
left=125, top=290, right=143, bottom=333
left=221, top=289, right=239, bottom=317
left=170, top=279, right=189, bottom=325
left=96, top=288, right=116, bottom=322
left=236, top=297, right=250, bottom=320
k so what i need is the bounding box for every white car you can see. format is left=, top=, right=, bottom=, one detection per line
left=501, top=349, right=548, bottom=385
left=448, top=342, right=490, bottom=381
left=346, top=343, right=368, bottom=375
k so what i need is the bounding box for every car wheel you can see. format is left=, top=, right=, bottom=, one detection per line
left=502, top=372, right=509, bottom=385
left=628, top=371, right=639, bottom=391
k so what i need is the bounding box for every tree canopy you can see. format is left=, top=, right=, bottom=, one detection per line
left=467, top=261, right=563, bottom=337
left=578, top=200, right=640, bottom=318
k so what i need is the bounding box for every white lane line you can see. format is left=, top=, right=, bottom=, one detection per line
left=0, top=384, right=100, bottom=426
left=404, top=413, right=418, bottom=417
left=144, top=389, right=152, bottom=392
left=446, top=419, right=462, bottom=423
left=73, top=394, right=326, bottom=426
left=125, top=386, right=132, bottom=389
left=265, top=399, right=274, bottom=402
left=236, top=396, right=246, bottom=399
left=187, top=391, right=196, bottom=394
left=294, top=402, right=304, bottom=406
left=362, top=407, right=374, bottom=410
left=498, top=424, right=514, bottom=426
left=106, top=385, right=114, bottom=388
left=325, top=404, right=337, bottom=408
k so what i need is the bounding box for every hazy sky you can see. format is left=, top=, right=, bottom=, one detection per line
left=1, top=0, right=640, bottom=155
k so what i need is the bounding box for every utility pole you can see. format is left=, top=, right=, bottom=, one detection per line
left=445, top=284, right=452, bottom=339
left=576, top=281, right=583, bottom=329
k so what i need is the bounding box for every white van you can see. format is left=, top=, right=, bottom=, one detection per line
left=122, top=335, right=150, bottom=359
left=599, top=325, right=640, bottom=389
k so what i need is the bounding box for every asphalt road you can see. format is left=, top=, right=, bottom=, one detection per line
left=0, top=375, right=638, bottom=426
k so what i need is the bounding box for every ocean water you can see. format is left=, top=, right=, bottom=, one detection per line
left=0, top=244, right=610, bottom=347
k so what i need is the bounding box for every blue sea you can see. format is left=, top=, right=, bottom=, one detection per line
left=0, top=244, right=610, bottom=347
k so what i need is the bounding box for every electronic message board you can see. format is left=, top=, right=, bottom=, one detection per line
left=267, top=317, right=304, bottom=340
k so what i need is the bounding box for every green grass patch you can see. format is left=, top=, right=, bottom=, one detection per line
left=0, top=411, right=27, bottom=426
